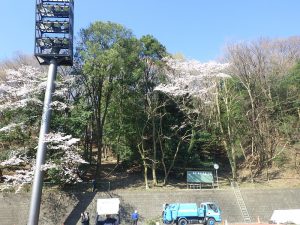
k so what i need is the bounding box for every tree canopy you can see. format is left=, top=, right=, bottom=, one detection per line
left=1, top=23, right=300, bottom=190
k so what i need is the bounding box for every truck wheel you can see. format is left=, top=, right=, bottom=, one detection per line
left=207, top=218, right=215, bottom=225
left=178, top=218, right=188, bottom=225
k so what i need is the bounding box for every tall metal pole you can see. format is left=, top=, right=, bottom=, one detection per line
left=28, top=59, right=58, bottom=225
left=216, top=169, right=219, bottom=189
left=213, top=163, right=219, bottom=189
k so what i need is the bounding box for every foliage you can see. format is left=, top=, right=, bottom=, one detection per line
left=225, top=37, right=300, bottom=180
left=74, top=21, right=140, bottom=173
left=1, top=33, right=300, bottom=188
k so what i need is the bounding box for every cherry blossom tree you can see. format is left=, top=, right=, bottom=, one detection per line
left=42, top=132, right=87, bottom=184
left=1, top=132, right=86, bottom=186
left=0, top=65, right=86, bottom=189
left=155, top=57, right=233, bottom=178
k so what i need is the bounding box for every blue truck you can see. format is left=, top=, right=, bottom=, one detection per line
left=162, top=202, right=222, bottom=225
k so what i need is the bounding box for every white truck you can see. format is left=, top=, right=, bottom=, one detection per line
left=270, top=209, right=300, bottom=224
left=95, top=198, right=120, bottom=225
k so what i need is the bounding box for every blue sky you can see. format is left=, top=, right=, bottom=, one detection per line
left=0, top=0, right=299, bottom=62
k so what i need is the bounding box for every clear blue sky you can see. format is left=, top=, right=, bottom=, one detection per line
left=1, top=0, right=299, bottom=62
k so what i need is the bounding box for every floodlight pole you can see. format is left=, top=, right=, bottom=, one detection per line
left=28, top=59, right=58, bottom=225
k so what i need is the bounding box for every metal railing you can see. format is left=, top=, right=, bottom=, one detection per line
left=0, top=181, right=111, bottom=193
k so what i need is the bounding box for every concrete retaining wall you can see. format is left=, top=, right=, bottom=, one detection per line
left=0, top=188, right=300, bottom=225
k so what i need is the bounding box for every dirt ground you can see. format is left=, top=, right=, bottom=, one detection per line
left=84, top=156, right=300, bottom=191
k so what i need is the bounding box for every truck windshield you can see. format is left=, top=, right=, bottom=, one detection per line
left=207, top=204, right=218, bottom=213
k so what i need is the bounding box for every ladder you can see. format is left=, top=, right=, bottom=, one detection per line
left=231, top=182, right=251, bottom=223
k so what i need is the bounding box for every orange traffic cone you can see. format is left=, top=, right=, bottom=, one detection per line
left=257, top=216, right=261, bottom=224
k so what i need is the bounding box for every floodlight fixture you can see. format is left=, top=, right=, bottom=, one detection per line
left=35, top=0, right=74, bottom=66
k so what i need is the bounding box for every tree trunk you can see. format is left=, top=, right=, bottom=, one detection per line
left=143, top=160, right=149, bottom=189
left=163, top=137, right=185, bottom=185
left=89, top=122, right=93, bottom=165
left=138, top=143, right=149, bottom=189
left=84, top=125, right=89, bottom=160
left=216, top=81, right=237, bottom=180
left=231, top=146, right=237, bottom=181
left=152, top=115, right=157, bottom=186
left=95, top=118, right=103, bottom=180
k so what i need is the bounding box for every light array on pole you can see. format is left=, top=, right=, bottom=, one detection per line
left=35, top=0, right=74, bottom=66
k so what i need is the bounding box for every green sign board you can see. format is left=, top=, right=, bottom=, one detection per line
left=187, top=171, right=213, bottom=183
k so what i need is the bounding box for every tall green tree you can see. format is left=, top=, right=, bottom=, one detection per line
left=106, top=34, right=168, bottom=188
left=138, top=35, right=167, bottom=186
left=76, top=21, right=135, bottom=177
left=104, top=37, right=144, bottom=163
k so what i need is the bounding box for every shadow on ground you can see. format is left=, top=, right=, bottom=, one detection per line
left=63, top=190, right=97, bottom=225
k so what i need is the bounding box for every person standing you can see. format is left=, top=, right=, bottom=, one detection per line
left=103, top=214, right=118, bottom=225
left=92, top=179, right=96, bottom=192
left=131, top=210, right=139, bottom=225
left=81, top=212, right=87, bottom=225
left=85, top=212, right=90, bottom=225
left=81, top=212, right=90, bottom=225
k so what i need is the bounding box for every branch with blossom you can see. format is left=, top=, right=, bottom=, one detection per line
left=0, top=153, right=34, bottom=189
left=0, top=65, right=84, bottom=188
left=43, top=132, right=87, bottom=183
left=155, top=57, right=230, bottom=101
left=3, top=169, right=34, bottom=184
left=0, top=154, right=29, bottom=167
left=1, top=133, right=87, bottom=186
left=153, top=57, right=232, bottom=136
left=0, top=65, right=76, bottom=143
left=0, top=65, right=75, bottom=112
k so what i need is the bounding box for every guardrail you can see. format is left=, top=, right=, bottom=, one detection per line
left=0, top=181, right=111, bottom=193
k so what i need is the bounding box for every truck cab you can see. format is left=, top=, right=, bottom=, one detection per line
left=199, top=202, right=222, bottom=224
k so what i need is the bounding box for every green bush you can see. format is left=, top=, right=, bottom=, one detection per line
left=47, top=168, right=63, bottom=185
left=273, top=153, right=288, bottom=167
left=145, top=217, right=161, bottom=225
